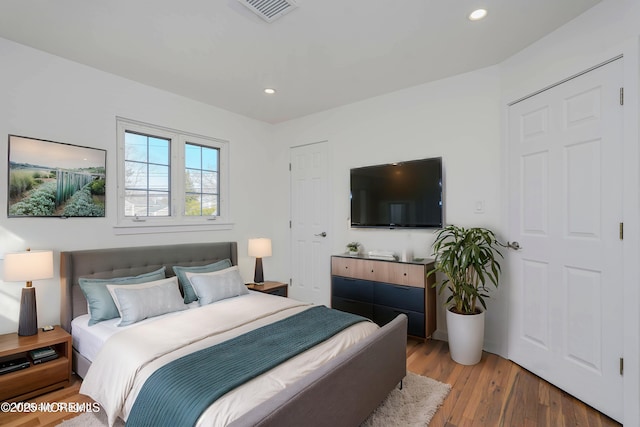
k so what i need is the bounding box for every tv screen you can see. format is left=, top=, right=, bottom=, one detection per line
left=350, top=157, right=443, bottom=228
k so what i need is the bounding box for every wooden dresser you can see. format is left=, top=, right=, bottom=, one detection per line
left=331, top=255, right=436, bottom=338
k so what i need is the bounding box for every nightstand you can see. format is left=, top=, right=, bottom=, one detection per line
left=0, top=326, right=72, bottom=401
left=246, top=281, right=288, bottom=297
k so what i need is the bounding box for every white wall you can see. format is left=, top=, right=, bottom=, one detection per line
left=273, top=66, right=506, bottom=355
left=0, top=37, right=282, bottom=334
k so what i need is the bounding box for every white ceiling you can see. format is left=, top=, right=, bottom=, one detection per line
left=0, top=0, right=601, bottom=124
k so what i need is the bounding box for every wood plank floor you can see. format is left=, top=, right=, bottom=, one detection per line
left=0, top=338, right=622, bottom=427
left=407, top=338, right=621, bottom=427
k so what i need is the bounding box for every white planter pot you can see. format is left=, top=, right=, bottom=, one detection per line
left=446, top=308, right=485, bottom=365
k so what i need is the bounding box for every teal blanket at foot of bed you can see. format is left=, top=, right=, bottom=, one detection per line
left=125, top=305, right=369, bottom=427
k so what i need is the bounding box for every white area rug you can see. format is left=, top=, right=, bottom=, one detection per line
left=362, top=372, right=451, bottom=427
left=57, top=372, right=450, bottom=427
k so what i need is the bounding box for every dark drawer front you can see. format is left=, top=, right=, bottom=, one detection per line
left=373, top=304, right=425, bottom=338
left=374, top=282, right=424, bottom=313
left=267, top=287, right=287, bottom=297
left=331, top=297, right=374, bottom=320
left=332, top=277, right=373, bottom=303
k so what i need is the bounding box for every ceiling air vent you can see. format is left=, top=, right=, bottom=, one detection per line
left=237, top=0, right=298, bottom=23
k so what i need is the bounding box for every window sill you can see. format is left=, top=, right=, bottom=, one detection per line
left=113, top=221, right=234, bottom=235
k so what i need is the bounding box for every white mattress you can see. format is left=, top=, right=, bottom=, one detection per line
left=71, top=300, right=200, bottom=362
left=72, top=315, right=119, bottom=362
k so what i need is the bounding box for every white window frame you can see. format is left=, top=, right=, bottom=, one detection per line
left=115, top=118, right=232, bottom=234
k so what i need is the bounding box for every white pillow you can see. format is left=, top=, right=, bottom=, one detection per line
left=186, top=266, right=249, bottom=306
left=106, top=276, right=187, bottom=326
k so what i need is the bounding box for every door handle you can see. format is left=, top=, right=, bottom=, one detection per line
left=315, top=232, right=327, bottom=237
left=507, top=241, right=521, bottom=250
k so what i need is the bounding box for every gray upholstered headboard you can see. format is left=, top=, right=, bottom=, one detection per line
left=59, top=242, right=238, bottom=333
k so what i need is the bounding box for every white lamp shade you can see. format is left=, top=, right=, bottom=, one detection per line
left=3, top=250, right=54, bottom=282
left=248, top=238, right=272, bottom=258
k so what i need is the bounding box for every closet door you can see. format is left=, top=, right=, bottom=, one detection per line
left=507, top=58, right=624, bottom=421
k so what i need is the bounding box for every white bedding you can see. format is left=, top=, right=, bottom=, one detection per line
left=71, top=301, right=199, bottom=362
left=79, top=292, right=378, bottom=427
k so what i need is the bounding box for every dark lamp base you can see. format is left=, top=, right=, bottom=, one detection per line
left=18, top=287, right=38, bottom=336
left=254, top=257, right=264, bottom=283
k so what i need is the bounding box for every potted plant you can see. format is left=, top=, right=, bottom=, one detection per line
left=428, top=225, right=504, bottom=365
left=346, top=242, right=360, bottom=256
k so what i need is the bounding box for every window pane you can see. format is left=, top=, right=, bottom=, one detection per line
left=202, top=147, right=218, bottom=171
left=185, top=169, right=202, bottom=193
left=148, top=191, right=170, bottom=216
left=124, top=131, right=171, bottom=217
left=148, top=164, right=169, bottom=191
left=125, top=190, right=148, bottom=216
left=185, top=194, right=202, bottom=216
left=184, top=194, right=218, bottom=216
left=149, top=137, right=169, bottom=165
left=201, top=194, right=218, bottom=216
left=184, top=143, right=219, bottom=217
left=125, top=132, right=148, bottom=162
left=185, top=144, right=201, bottom=170
left=125, top=161, right=148, bottom=189
left=202, top=171, right=218, bottom=193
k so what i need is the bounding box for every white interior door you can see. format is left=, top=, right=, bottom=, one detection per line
left=507, top=59, right=624, bottom=421
left=290, top=141, right=331, bottom=306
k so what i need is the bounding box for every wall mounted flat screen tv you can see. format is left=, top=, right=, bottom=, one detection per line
left=350, top=157, right=443, bottom=228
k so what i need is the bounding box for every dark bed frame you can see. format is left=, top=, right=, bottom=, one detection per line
left=59, top=242, right=407, bottom=427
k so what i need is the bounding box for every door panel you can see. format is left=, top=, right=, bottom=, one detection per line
left=521, top=259, right=549, bottom=349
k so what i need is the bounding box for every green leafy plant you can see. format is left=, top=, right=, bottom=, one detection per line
left=428, top=225, right=504, bottom=315
left=62, top=184, right=105, bottom=217
left=8, top=181, right=57, bottom=216
left=346, top=242, right=360, bottom=252
left=9, top=170, right=36, bottom=198
left=90, top=178, right=106, bottom=195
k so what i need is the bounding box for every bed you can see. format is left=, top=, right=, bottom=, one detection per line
left=60, top=242, right=407, bottom=426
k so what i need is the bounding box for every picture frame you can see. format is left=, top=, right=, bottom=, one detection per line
left=7, top=135, right=106, bottom=218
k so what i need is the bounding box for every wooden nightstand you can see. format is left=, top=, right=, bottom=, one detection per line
left=246, top=281, right=288, bottom=297
left=0, top=326, right=72, bottom=402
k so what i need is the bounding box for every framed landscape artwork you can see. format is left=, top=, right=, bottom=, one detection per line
left=7, top=135, right=106, bottom=217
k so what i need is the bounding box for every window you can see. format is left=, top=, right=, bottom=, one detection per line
left=116, top=118, right=230, bottom=233
left=124, top=131, right=171, bottom=217
left=184, top=143, right=219, bottom=217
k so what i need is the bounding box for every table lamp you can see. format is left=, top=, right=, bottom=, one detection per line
left=3, top=249, right=54, bottom=336
left=248, top=238, right=272, bottom=283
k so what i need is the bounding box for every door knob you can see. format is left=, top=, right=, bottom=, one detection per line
left=507, top=241, right=521, bottom=250
left=315, top=232, right=327, bottom=237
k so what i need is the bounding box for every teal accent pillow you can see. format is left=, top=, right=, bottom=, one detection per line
left=187, top=266, right=249, bottom=306
left=107, top=277, right=187, bottom=326
left=79, top=267, right=166, bottom=325
left=172, top=259, right=232, bottom=304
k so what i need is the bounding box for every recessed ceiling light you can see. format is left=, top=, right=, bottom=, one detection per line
left=264, top=88, right=276, bottom=95
left=469, top=9, right=487, bottom=21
